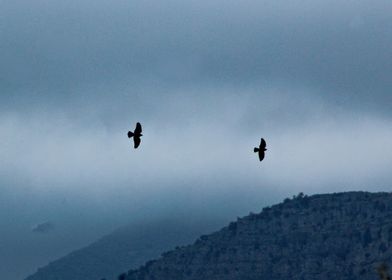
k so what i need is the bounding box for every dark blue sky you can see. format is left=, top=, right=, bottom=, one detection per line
left=1, top=0, right=392, bottom=279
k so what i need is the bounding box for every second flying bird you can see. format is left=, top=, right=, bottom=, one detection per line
left=128, top=122, right=143, bottom=149
left=254, top=138, right=267, bottom=162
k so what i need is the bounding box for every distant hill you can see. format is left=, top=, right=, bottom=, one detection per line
left=24, top=218, right=221, bottom=280
left=121, top=192, right=392, bottom=280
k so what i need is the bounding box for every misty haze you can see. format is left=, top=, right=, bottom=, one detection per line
left=1, top=0, right=392, bottom=279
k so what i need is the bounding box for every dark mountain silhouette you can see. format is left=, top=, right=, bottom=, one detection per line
left=24, top=219, right=221, bottom=280
left=127, top=122, right=142, bottom=149
left=119, top=192, right=392, bottom=280
left=254, top=138, right=267, bottom=161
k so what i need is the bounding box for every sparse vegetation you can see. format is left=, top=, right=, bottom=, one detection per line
left=118, top=273, right=126, bottom=280
left=377, top=263, right=391, bottom=280
left=116, top=192, right=392, bottom=280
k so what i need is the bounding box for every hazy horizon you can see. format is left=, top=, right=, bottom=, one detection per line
left=1, top=0, right=392, bottom=279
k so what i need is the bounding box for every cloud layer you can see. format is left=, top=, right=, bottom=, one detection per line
left=1, top=0, right=392, bottom=279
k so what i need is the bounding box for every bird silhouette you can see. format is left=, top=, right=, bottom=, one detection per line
left=128, top=122, right=142, bottom=149
left=254, top=138, right=267, bottom=161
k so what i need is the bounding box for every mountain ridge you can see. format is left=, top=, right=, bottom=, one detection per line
left=120, top=191, right=392, bottom=280
left=25, top=218, right=221, bottom=280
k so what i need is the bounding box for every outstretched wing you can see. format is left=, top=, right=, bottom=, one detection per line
left=258, top=150, right=265, bottom=161
left=260, top=138, right=266, bottom=149
left=133, top=136, right=141, bottom=149
left=134, top=122, right=142, bottom=134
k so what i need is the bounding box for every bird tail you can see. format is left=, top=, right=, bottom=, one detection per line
left=127, top=131, right=134, bottom=138
left=254, top=148, right=259, bottom=153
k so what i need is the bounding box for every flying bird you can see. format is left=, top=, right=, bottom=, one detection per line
left=128, top=122, right=142, bottom=149
left=254, top=138, right=267, bottom=161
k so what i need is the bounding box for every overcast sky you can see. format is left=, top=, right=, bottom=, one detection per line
left=1, top=0, right=392, bottom=279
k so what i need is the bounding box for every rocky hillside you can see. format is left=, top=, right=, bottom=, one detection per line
left=120, top=192, right=392, bottom=280
left=25, top=219, right=220, bottom=280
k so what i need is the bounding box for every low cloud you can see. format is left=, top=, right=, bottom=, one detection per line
left=1, top=86, right=391, bottom=198
left=32, top=221, right=54, bottom=234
